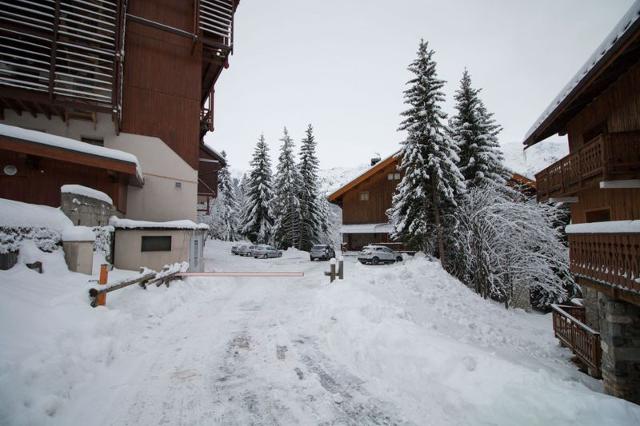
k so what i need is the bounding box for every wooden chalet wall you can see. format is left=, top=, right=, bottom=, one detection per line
left=342, top=161, right=400, bottom=225
left=566, top=62, right=640, bottom=151
left=0, top=150, right=128, bottom=213
left=564, top=62, right=640, bottom=224
left=121, top=0, right=202, bottom=170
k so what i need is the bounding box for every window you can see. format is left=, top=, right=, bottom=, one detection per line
left=81, top=136, right=104, bottom=146
left=387, top=173, right=394, bottom=181
left=359, top=191, right=369, bottom=201
left=141, top=236, right=172, bottom=252
left=394, top=173, right=401, bottom=180
left=585, top=209, right=610, bottom=223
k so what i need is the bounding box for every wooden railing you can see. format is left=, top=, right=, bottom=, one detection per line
left=551, top=304, right=601, bottom=377
left=569, top=233, right=640, bottom=294
left=536, top=132, right=640, bottom=201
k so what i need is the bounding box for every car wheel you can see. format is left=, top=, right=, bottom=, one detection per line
left=372, top=256, right=379, bottom=265
left=263, top=254, right=268, bottom=259
left=396, top=256, right=403, bottom=262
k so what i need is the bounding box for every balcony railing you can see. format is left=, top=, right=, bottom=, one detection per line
left=551, top=304, right=601, bottom=377
left=569, top=232, right=640, bottom=295
left=199, top=0, right=234, bottom=51
left=536, top=132, right=640, bottom=201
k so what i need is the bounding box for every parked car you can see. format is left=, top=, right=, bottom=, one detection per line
left=357, top=245, right=403, bottom=265
left=252, top=244, right=283, bottom=259
left=232, top=245, right=254, bottom=256
left=310, top=244, right=335, bottom=261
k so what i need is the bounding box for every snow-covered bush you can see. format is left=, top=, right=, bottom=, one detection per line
left=453, top=185, right=573, bottom=309
left=0, top=226, right=61, bottom=254
left=92, top=225, right=113, bottom=262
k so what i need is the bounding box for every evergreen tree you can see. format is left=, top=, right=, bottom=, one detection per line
left=298, top=124, right=327, bottom=250
left=388, top=40, right=465, bottom=266
left=272, top=128, right=303, bottom=249
left=241, top=134, right=274, bottom=243
left=450, top=69, right=506, bottom=188
left=212, top=151, right=239, bottom=241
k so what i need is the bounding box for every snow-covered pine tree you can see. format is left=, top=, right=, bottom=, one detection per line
left=272, top=127, right=303, bottom=249
left=450, top=69, right=506, bottom=188
left=212, top=151, right=239, bottom=241
left=298, top=124, right=327, bottom=251
left=241, top=134, right=274, bottom=243
left=389, top=40, right=465, bottom=265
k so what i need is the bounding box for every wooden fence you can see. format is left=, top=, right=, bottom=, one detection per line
left=551, top=304, right=601, bottom=377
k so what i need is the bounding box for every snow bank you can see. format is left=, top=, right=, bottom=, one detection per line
left=0, top=198, right=72, bottom=231
left=61, top=226, right=96, bottom=242
left=109, top=217, right=209, bottom=230
left=566, top=220, right=640, bottom=234
left=0, top=124, right=142, bottom=178
left=61, top=185, right=113, bottom=205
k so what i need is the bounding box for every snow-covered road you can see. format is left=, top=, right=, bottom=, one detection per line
left=2, top=240, right=640, bottom=425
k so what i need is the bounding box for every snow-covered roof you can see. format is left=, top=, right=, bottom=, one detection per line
left=566, top=220, right=640, bottom=234
left=0, top=123, right=143, bottom=180
left=340, top=223, right=394, bottom=234
left=61, top=184, right=113, bottom=205
left=328, top=151, right=401, bottom=203
left=0, top=197, right=73, bottom=231
left=524, top=1, right=640, bottom=145
left=110, top=217, right=209, bottom=230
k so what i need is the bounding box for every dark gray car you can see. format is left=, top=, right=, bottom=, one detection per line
left=310, top=244, right=335, bottom=261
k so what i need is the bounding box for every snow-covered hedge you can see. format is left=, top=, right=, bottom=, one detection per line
left=0, top=226, right=62, bottom=254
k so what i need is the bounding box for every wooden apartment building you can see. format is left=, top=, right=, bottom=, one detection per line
left=0, top=0, right=238, bottom=222
left=328, top=153, right=536, bottom=251
left=524, top=0, right=640, bottom=403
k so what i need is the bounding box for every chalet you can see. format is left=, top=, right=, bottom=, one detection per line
left=524, top=0, right=640, bottom=403
left=0, top=0, right=239, bottom=271
left=328, top=153, right=537, bottom=251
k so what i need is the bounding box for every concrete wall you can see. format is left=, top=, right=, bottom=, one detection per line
left=62, top=241, right=94, bottom=275
left=106, top=133, right=198, bottom=222
left=1, top=112, right=198, bottom=222
left=60, top=192, right=116, bottom=226
left=113, top=229, right=192, bottom=272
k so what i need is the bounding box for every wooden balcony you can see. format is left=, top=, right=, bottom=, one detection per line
left=551, top=304, right=601, bottom=377
left=568, top=232, right=640, bottom=298
left=536, top=132, right=640, bottom=202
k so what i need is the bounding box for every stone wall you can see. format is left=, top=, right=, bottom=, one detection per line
left=582, top=286, right=600, bottom=330
left=61, top=192, right=115, bottom=227
left=598, top=293, right=640, bottom=404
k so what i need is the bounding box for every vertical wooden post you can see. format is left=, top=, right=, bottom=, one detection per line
left=338, top=256, right=344, bottom=280
left=97, top=264, right=108, bottom=306
left=329, top=258, right=336, bottom=283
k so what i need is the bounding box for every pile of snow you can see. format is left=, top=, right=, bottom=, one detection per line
left=0, top=124, right=142, bottom=180
left=61, top=185, right=113, bottom=205
left=0, top=198, right=72, bottom=232
left=61, top=226, right=96, bottom=242
left=109, top=217, right=209, bottom=230
left=318, top=164, right=370, bottom=194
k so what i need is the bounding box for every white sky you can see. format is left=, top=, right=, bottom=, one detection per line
left=204, top=0, right=634, bottom=171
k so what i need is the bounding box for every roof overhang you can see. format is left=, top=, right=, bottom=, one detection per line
left=340, top=223, right=394, bottom=234
left=327, top=151, right=401, bottom=204
left=524, top=2, right=640, bottom=147
left=0, top=132, right=143, bottom=187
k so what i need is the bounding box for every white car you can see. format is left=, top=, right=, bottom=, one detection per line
left=252, top=244, right=283, bottom=259
left=357, top=245, right=403, bottom=265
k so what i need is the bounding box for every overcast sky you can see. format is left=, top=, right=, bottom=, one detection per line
left=204, top=0, right=634, bottom=171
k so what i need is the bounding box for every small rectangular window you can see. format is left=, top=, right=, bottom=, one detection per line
left=141, top=236, right=172, bottom=252
left=359, top=191, right=369, bottom=201
left=394, top=173, right=401, bottom=180
left=387, top=173, right=394, bottom=181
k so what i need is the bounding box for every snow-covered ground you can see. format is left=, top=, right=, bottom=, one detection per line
left=1, top=240, right=639, bottom=425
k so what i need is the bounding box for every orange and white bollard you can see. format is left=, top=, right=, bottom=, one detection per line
left=97, top=264, right=108, bottom=306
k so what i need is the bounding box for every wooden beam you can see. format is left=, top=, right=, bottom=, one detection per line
left=599, top=180, right=640, bottom=189
left=0, top=135, right=138, bottom=177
